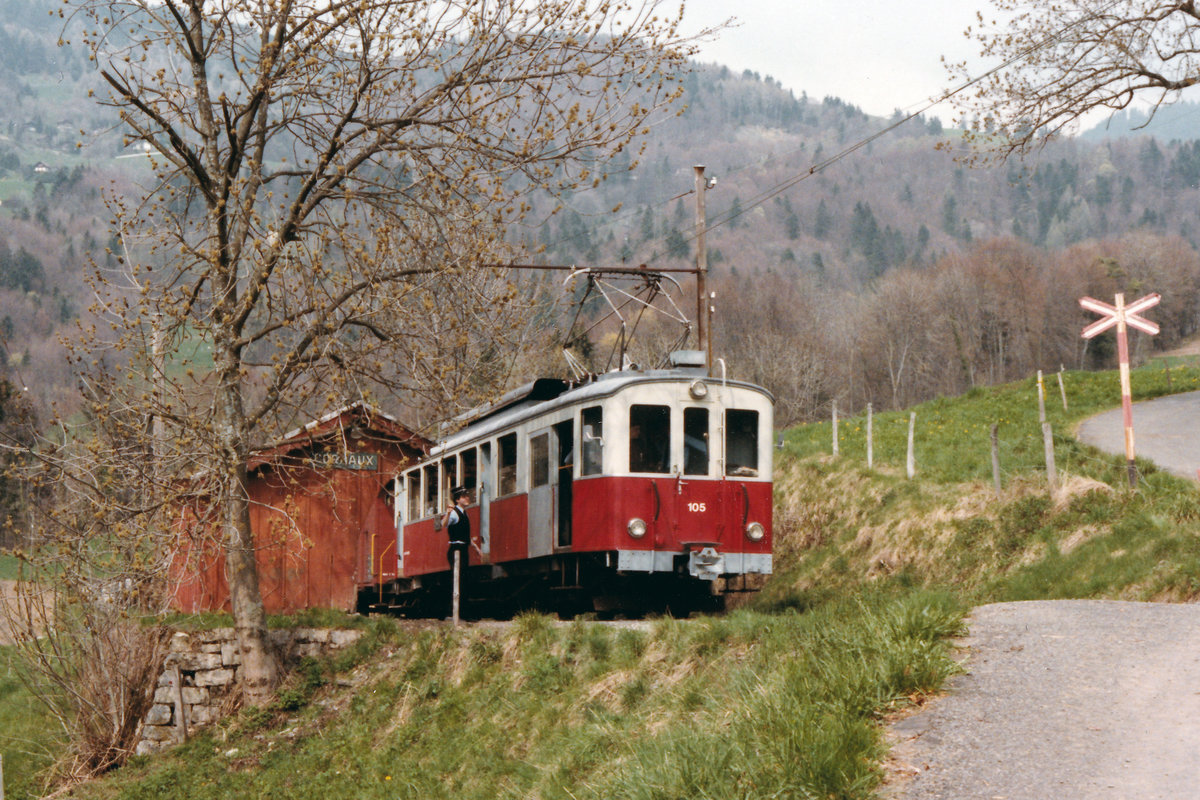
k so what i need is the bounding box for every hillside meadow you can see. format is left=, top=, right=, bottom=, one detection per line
left=3, top=363, right=1200, bottom=799
left=770, top=362, right=1200, bottom=607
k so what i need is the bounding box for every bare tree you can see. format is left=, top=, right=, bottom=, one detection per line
left=948, top=1, right=1200, bottom=156
left=43, top=0, right=699, bottom=706
left=714, top=272, right=832, bottom=426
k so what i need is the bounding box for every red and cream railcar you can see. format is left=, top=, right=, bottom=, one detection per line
left=379, top=357, right=773, bottom=614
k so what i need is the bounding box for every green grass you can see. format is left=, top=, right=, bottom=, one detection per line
left=768, top=364, right=1200, bottom=608
left=0, top=553, right=22, bottom=580
left=13, top=364, right=1200, bottom=799
left=0, top=647, right=63, bottom=800
left=783, top=365, right=1200, bottom=485
left=58, top=592, right=966, bottom=800
left=0, top=177, right=33, bottom=204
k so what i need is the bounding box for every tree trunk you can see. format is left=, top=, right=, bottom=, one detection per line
left=216, top=356, right=277, bottom=705
left=224, top=460, right=277, bottom=706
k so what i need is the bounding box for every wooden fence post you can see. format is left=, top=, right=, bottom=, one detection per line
left=1042, top=421, right=1058, bottom=492
left=906, top=412, right=916, bottom=479
left=172, top=665, right=189, bottom=743
left=1057, top=366, right=1068, bottom=411
left=990, top=423, right=1002, bottom=497
left=1037, top=370, right=1047, bottom=424
left=832, top=400, right=839, bottom=456
left=866, top=403, right=873, bottom=469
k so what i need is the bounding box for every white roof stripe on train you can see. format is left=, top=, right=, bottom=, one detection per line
left=429, top=369, right=772, bottom=457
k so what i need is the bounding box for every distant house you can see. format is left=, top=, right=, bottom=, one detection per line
left=172, top=402, right=431, bottom=614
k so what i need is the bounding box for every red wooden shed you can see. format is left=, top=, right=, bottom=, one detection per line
left=172, top=402, right=430, bottom=614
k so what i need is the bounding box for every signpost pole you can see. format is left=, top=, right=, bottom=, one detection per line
left=1078, top=291, right=1160, bottom=489
left=1113, top=294, right=1138, bottom=487
left=451, top=550, right=461, bottom=627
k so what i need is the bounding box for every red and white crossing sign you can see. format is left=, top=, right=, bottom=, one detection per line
left=1080, top=293, right=1161, bottom=339
left=1079, top=291, right=1160, bottom=487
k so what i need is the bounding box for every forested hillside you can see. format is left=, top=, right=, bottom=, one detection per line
left=3, top=0, right=1200, bottom=426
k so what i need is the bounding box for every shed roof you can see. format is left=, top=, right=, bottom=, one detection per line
left=248, top=401, right=430, bottom=472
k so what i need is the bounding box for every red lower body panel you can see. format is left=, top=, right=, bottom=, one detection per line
left=399, top=477, right=770, bottom=579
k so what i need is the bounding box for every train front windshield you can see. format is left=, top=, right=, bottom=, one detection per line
left=629, top=404, right=670, bottom=473
left=622, top=400, right=765, bottom=479
left=725, top=409, right=760, bottom=477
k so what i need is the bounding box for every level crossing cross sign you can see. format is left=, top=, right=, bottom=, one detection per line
left=1079, top=293, right=1161, bottom=339
left=1078, top=291, right=1161, bottom=487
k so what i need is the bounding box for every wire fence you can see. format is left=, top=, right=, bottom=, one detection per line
left=794, top=365, right=1200, bottom=493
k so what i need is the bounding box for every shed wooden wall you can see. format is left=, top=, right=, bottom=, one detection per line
left=172, top=438, right=418, bottom=614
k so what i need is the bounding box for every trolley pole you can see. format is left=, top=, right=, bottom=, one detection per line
left=694, top=165, right=710, bottom=372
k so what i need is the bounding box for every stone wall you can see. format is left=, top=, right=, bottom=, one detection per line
left=136, top=627, right=363, bottom=755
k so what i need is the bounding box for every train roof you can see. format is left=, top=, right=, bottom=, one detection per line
left=429, top=367, right=773, bottom=457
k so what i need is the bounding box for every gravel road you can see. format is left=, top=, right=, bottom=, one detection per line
left=1076, top=390, right=1200, bottom=481
left=884, top=601, right=1200, bottom=800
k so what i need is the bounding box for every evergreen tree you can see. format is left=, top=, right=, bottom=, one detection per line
left=665, top=228, right=689, bottom=259
left=941, top=195, right=960, bottom=237
left=814, top=199, right=833, bottom=239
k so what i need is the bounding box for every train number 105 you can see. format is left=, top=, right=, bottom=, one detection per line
left=687, top=502, right=706, bottom=513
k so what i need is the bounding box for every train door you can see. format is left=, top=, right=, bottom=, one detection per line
left=527, top=426, right=556, bottom=558
left=555, top=419, right=573, bottom=548
left=400, top=470, right=422, bottom=574
left=395, top=475, right=406, bottom=573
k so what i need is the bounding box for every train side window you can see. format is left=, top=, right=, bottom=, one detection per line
left=406, top=470, right=421, bottom=522
left=725, top=409, right=760, bottom=477
left=629, top=404, right=670, bottom=474
left=441, top=454, right=458, bottom=502
left=530, top=433, right=550, bottom=487
left=422, top=463, right=439, bottom=516
left=684, top=407, right=709, bottom=476
left=498, top=433, right=518, bottom=496
left=581, top=406, right=603, bottom=476
left=461, top=448, right=478, bottom=495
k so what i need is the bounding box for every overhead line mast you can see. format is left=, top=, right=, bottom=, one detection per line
left=694, top=165, right=711, bottom=371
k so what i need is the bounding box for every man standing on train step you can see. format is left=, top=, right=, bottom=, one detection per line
left=441, top=486, right=471, bottom=615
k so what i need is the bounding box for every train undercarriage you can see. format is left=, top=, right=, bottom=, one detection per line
left=359, top=551, right=768, bottom=619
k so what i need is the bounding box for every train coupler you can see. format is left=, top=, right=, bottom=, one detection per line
left=686, top=546, right=724, bottom=581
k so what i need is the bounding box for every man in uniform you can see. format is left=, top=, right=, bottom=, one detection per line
left=440, top=486, right=471, bottom=614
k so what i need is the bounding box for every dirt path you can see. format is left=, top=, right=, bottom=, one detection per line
left=884, top=601, right=1200, bottom=800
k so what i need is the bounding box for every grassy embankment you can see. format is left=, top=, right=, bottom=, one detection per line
left=5, top=363, right=1200, bottom=799
left=0, top=553, right=22, bottom=580
left=2, top=555, right=61, bottom=800
left=768, top=362, right=1200, bottom=608
left=19, top=596, right=965, bottom=800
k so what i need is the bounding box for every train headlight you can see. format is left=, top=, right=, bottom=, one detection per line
left=745, top=521, right=766, bottom=542
left=627, top=518, right=648, bottom=539
left=689, top=380, right=709, bottom=400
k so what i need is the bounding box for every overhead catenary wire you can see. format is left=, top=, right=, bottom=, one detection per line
left=532, top=0, right=1127, bottom=256
left=690, top=0, right=1129, bottom=239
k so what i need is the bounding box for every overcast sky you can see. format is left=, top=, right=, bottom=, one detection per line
left=679, top=0, right=992, bottom=121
